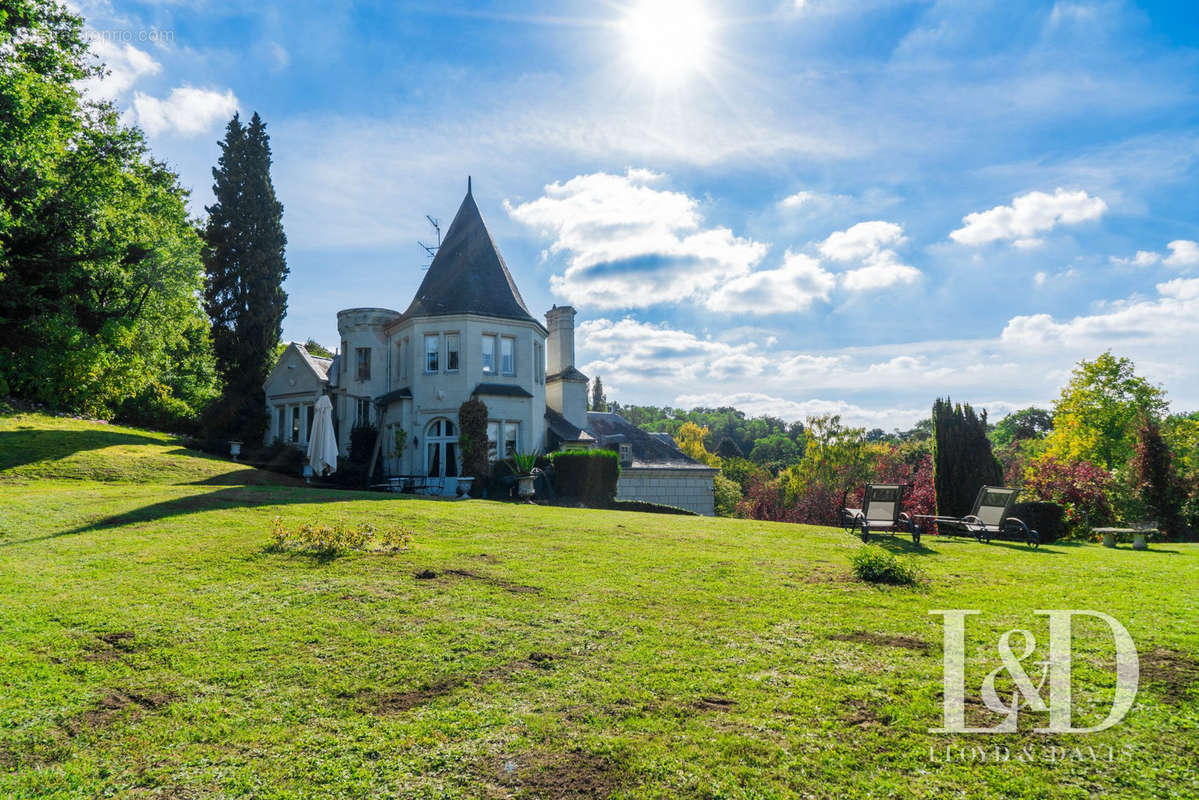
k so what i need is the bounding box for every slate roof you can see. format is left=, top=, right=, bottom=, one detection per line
left=584, top=412, right=717, bottom=471
left=401, top=186, right=540, bottom=328
left=293, top=343, right=332, bottom=380
left=546, top=366, right=588, bottom=383
left=545, top=408, right=595, bottom=444
left=473, top=383, right=534, bottom=398
left=376, top=387, right=412, bottom=405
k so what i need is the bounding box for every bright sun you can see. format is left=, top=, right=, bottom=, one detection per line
left=620, top=0, right=714, bottom=87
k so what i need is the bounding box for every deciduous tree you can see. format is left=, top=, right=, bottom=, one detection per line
left=1043, top=352, right=1167, bottom=470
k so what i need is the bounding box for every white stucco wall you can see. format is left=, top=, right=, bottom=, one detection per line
left=617, top=468, right=718, bottom=516
left=368, top=312, right=548, bottom=476
left=263, top=344, right=328, bottom=447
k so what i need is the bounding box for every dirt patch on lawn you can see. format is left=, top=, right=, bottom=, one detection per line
left=493, top=749, right=626, bottom=799
left=81, top=630, right=142, bottom=662
left=350, top=651, right=560, bottom=714
left=842, top=698, right=892, bottom=729
left=1139, top=648, right=1199, bottom=704
left=65, top=689, right=173, bottom=735
left=829, top=631, right=931, bottom=652
left=799, top=568, right=852, bottom=584
left=413, top=567, right=540, bottom=594
left=693, top=696, right=737, bottom=712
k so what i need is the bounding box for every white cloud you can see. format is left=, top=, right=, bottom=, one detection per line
left=950, top=188, right=1107, bottom=246
left=131, top=86, right=238, bottom=136
left=267, top=41, right=291, bottom=70
left=1164, top=240, right=1199, bottom=268
left=78, top=38, right=161, bottom=100
left=819, top=220, right=905, bottom=261
left=818, top=221, right=921, bottom=291
left=673, top=392, right=925, bottom=429
left=1110, top=239, right=1199, bottom=269
left=506, top=170, right=767, bottom=309
left=780, top=190, right=817, bottom=208
left=1001, top=277, right=1199, bottom=349
left=706, top=251, right=835, bottom=313
left=578, top=317, right=769, bottom=381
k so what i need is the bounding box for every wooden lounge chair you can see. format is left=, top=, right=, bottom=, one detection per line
left=841, top=483, right=920, bottom=544
left=912, top=486, right=1039, bottom=548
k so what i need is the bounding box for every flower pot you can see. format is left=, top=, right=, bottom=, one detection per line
left=1102, top=532, right=1116, bottom=548
left=455, top=477, right=474, bottom=498
left=229, top=440, right=242, bottom=460
left=1132, top=533, right=1148, bottom=551
left=517, top=474, right=536, bottom=498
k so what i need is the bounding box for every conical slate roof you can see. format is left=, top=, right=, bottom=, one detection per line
left=401, top=186, right=539, bottom=327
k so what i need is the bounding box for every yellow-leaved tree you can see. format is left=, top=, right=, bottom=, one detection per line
left=674, top=422, right=721, bottom=467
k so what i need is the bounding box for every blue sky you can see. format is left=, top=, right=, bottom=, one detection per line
left=75, top=0, right=1199, bottom=428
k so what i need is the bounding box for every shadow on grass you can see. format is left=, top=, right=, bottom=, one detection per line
left=866, top=535, right=939, bottom=556
left=985, top=540, right=1063, bottom=555
left=1, top=485, right=404, bottom=548
left=0, top=429, right=170, bottom=472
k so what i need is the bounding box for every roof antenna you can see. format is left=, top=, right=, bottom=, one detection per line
left=418, top=214, right=440, bottom=270
left=467, top=175, right=472, bottom=194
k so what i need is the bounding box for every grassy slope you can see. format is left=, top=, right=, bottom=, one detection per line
left=0, top=414, right=1196, bottom=799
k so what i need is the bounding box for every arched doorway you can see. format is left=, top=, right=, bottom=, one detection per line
left=424, top=418, right=459, bottom=478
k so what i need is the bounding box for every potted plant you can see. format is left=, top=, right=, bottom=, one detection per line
left=510, top=451, right=539, bottom=498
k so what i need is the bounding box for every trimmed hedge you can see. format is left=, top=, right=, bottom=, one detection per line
left=611, top=499, right=697, bottom=516
left=1009, top=501, right=1065, bottom=543
left=549, top=449, right=620, bottom=504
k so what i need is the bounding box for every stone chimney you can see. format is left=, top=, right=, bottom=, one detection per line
left=545, top=305, right=576, bottom=375
left=545, top=305, right=589, bottom=430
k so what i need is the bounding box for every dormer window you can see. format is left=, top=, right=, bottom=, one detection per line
left=356, top=347, right=371, bottom=380
left=619, top=443, right=632, bottom=465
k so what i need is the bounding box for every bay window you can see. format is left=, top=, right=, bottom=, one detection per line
left=501, top=336, right=515, bottom=375
left=482, top=334, right=497, bottom=374
left=424, top=334, right=439, bottom=373
left=446, top=333, right=460, bottom=371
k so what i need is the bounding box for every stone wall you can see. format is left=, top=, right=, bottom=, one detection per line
left=617, top=467, right=717, bottom=516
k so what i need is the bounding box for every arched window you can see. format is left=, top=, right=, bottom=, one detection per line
left=424, top=418, right=459, bottom=478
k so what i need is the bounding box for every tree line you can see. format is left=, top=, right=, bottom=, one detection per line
left=1, top=1, right=287, bottom=445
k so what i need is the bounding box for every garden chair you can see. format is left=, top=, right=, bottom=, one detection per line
left=841, top=484, right=920, bottom=544
left=913, top=486, right=1039, bottom=548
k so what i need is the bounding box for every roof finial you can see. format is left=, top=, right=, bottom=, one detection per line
left=467, top=175, right=472, bottom=195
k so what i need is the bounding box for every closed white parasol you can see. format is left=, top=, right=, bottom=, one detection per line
left=306, top=395, right=339, bottom=476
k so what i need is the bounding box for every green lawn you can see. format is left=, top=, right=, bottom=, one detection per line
left=1, top=413, right=1196, bottom=799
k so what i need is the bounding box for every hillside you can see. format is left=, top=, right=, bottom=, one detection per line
left=0, top=414, right=1196, bottom=799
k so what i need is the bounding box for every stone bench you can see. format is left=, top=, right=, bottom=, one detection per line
left=1094, top=523, right=1158, bottom=550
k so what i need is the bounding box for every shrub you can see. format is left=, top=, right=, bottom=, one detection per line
left=269, top=516, right=412, bottom=557
left=851, top=546, right=924, bottom=587
left=458, top=399, right=489, bottom=495
left=713, top=474, right=742, bottom=517
left=348, top=424, right=378, bottom=465
left=1023, top=455, right=1114, bottom=538
left=1009, top=501, right=1065, bottom=543
left=549, top=449, right=620, bottom=504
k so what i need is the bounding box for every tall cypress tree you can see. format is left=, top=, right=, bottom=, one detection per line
left=932, top=398, right=1003, bottom=516
left=203, top=112, right=288, bottom=442
left=590, top=375, right=606, bottom=412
